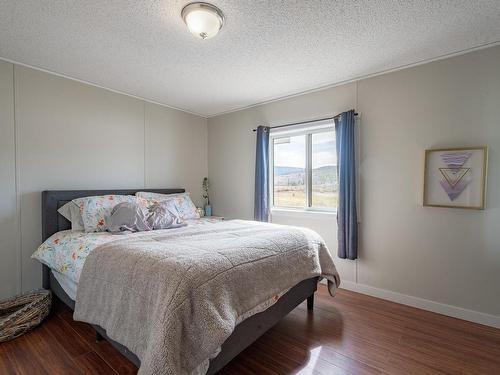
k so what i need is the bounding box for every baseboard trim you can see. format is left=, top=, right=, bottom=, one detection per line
left=334, top=280, right=500, bottom=329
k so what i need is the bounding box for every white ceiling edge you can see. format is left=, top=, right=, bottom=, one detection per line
left=0, top=56, right=208, bottom=119
left=207, top=40, right=500, bottom=118
left=2, top=40, right=499, bottom=120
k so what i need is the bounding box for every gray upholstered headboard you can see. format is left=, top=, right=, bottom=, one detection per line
left=41, top=188, right=184, bottom=288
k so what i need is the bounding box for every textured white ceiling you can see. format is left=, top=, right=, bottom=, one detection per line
left=1, top=1, right=499, bottom=117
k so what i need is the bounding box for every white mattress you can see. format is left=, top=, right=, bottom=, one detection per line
left=52, top=270, right=78, bottom=301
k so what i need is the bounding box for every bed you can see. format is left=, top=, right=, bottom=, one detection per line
left=39, top=189, right=338, bottom=374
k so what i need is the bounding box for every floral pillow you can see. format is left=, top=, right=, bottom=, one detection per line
left=73, top=195, right=148, bottom=232
left=136, top=192, right=200, bottom=220
left=32, top=230, right=118, bottom=282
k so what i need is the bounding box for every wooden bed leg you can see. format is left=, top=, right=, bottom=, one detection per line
left=96, top=331, right=104, bottom=342
left=307, top=294, right=314, bottom=311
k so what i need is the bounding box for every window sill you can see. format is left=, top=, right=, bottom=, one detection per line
left=270, top=207, right=337, bottom=217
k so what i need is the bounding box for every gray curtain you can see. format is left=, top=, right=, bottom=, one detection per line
left=335, top=110, right=358, bottom=259
left=254, top=126, right=270, bottom=221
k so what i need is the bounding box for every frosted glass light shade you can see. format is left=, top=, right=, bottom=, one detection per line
left=181, top=3, right=224, bottom=39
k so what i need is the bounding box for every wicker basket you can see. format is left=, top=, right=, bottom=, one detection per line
left=0, top=289, right=51, bottom=343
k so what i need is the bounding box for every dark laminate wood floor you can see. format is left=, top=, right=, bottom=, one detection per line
left=1, top=284, right=499, bottom=374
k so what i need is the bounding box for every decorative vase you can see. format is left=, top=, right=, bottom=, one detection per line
left=204, top=205, right=212, bottom=217
left=196, top=207, right=205, bottom=217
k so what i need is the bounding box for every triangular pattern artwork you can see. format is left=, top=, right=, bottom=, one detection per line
left=439, top=152, right=472, bottom=201
left=439, top=168, right=470, bottom=187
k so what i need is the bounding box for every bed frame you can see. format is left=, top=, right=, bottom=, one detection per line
left=41, top=189, right=317, bottom=374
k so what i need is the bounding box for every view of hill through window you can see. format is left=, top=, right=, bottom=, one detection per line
left=273, top=131, right=337, bottom=209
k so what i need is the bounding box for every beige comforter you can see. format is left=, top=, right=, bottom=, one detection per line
left=74, top=220, right=340, bottom=374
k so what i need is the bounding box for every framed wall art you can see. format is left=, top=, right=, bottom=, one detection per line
left=423, top=146, right=488, bottom=209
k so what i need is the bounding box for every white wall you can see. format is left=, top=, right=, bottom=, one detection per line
left=0, top=61, right=18, bottom=299
left=0, top=63, right=207, bottom=297
left=208, top=46, right=500, bottom=319
left=356, top=46, right=500, bottom=317
left=145, top=102, right=207, bottom=193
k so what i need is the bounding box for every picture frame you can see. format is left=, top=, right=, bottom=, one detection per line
left=423, top=146, right=488, bottom=210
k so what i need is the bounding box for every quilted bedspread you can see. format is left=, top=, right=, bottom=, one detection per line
left=73, top=219, right=340, bottom=374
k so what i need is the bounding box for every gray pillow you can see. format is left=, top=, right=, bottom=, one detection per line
left=57, top=202, right=85, bottom=231
left=106, top=202, right=151, bottom=234
left=147, top=202, right=187, bottom=230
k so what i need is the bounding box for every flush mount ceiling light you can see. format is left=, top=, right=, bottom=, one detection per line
left=181, top=2, right=224, bottom=39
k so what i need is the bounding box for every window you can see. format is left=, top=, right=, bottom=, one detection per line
left=271, top=121, right=337, bottom=211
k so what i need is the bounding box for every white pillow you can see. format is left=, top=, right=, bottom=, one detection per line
left=57, top=202, right=85, bottom=231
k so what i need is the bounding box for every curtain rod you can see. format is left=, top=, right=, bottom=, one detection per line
left=252, top=111, right=358, bottom=132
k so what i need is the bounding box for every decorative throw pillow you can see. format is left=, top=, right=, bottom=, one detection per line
left=105, top=202, right=151, bottom=233
left=73, top=195, right=148, bottom=233
left=57, top=201, right=85, bottom=231
left=147, top=201, right=186, bottom=230
left=136, top=192, right=200, bottom=220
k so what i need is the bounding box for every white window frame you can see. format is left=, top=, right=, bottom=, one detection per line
left=269, top=119, right=337, bottom=213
